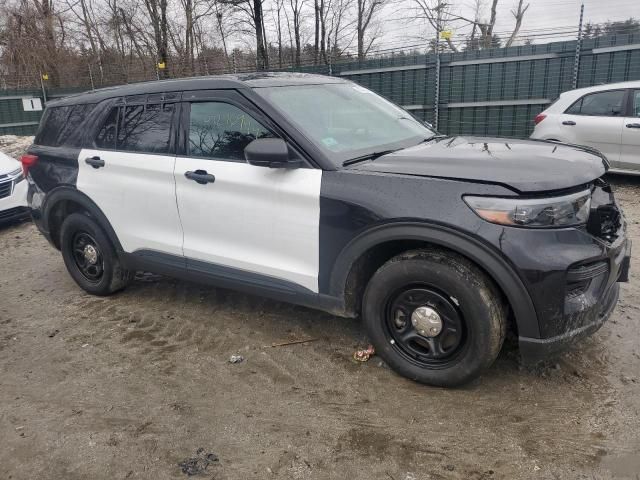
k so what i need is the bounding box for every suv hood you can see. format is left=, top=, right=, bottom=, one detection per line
left=349, top=136, right=607, bottom=193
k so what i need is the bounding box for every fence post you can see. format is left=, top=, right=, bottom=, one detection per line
left=572, top=3, right=585, bottom=89
left=88, top=64, right=95, bottom=90
left=39, top=73, right=48, bottom=104
left=433, top=6, right=442, bottom=130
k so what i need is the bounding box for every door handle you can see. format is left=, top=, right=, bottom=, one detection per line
left=185, top=170, right=216, bottom=185
left=626, top=123, right=640, bottom=129
left=562, top=120, right=576, bottom=126
left=85, top=156, right=105, bottom=168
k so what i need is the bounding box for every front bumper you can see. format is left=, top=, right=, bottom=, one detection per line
left=517, top=231, right=631, bottom=364
left=519, top=282, right=620, bottom=363
left=0, top=176, right=29, bottom=224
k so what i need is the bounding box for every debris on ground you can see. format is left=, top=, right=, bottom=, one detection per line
left=0, top=135, right=34, bottom=158
left=47, top=329, right=59, bottom=338
left=178, top=448, right=219, bottom=476
left=353, top=345, right=376, bottom=362
left=266, top=338, right=319, bottom=348
left=228, top=354, right=244, bottom=364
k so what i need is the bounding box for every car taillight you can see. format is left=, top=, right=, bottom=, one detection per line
left=534, top=114, right=547, bottom=125
left=20, top=154, right=38, bottom=177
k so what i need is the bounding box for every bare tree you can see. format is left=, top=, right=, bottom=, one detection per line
left=356, top=0, right=384, bottom=60
left=505, top=0, right=530, bottom=47
left=220, top=0, right=269, bottom=70
left=143, top=0, right=169, bottom=77
left=287, top=0, right=304, bottom=66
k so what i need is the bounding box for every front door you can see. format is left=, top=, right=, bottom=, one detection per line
left=560, top=89, right=626, bottom=165
left=619, top=89, right=640, bottom=171
left=173, top=92, right=322, bottom=293
left=77, top=98, right=183, bottom=256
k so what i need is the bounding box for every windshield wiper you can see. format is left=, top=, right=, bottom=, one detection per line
left=342, top=149, right=397, bottom=167
left=421, top=133, right=447, bottom=143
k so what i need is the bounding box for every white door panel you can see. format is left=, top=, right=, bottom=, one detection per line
left=558, top=114, right=623, bottom=164
left=175, top=158, right=321, bottom=292
left=77, top=148, right=183, bottom=255
left=620, top=119, right=640, bottom=170
left=620, top=91, right=640, bottom=170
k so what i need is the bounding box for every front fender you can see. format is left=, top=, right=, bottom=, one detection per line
left=328, top=222, right=541, bottom=338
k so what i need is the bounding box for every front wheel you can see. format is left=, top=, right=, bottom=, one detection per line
left=362, top=249, right=506, bottom=387
left=60, top=213, right=131, bottom=296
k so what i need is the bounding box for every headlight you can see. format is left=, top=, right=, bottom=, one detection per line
left=8, top=167, right=24, bottom=183
left=464, top=190, right=591, bottom=228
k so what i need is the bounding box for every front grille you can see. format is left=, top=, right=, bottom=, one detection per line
left=0, top=180, right=12, bottom=199
left=587, top=181, right=621, bottom=243
left=0, top=207, right=27, bottom=220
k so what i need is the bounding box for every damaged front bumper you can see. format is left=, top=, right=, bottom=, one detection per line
left=518, top=228, right=631, bottom=364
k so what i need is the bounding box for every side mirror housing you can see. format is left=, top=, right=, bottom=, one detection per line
left=244, top=138, right=302, bottom=168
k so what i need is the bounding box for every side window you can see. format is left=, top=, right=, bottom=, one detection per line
left=118, top=103, right=174, bottom=154
left=565, top=99, right=582, bottom=115
left=566, top=90, right=625, bottom=116
left=632, top=91, right=640, bottom=117
left=36, top=105, right=94, bottom=147
left=95, top=107, right=119, bottom=150
left=36, top=106, right=70, bottom=146
left=57, top=104, right=93, bottom=147
left=188, top=102, right=274, bottom=161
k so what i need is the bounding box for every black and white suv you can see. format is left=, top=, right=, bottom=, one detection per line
left=25, top=73, right=630, bottom=386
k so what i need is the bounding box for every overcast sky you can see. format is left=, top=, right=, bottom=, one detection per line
left=376, top=0, right=640, bottom=53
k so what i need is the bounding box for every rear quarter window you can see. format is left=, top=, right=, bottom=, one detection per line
left=564, top=90, right=626, bottom=117
left=94, top=102, right=175, bottom=154
left=35, top=104, right=95, bottom=147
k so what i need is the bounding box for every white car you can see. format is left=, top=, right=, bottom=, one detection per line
left=530, top=80, right=640, bottom=174
left=0, top=150, right=28, bottom=223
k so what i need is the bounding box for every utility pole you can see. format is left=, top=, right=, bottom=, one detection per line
left=433, top=2, right=443, bottom=131
left=572, top=3, right=585, bottom=89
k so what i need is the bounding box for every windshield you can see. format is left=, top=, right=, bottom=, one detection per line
left=254, top=83, right=435, bottom=166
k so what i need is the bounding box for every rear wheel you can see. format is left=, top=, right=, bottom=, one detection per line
left=362, top=249, right=506, bottom=387
left=60, top=213, right=131, bottom=295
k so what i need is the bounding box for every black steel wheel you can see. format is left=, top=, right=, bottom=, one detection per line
left=71, top=232, right=104, bottom=283
left=385, top=287, right=466, bottom=368
left=60, top=213, right=131, bottom=296
left=362, top=249, right=506, bottom=387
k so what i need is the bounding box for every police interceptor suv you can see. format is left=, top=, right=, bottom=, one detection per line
left=25, top=73, right=631, bottom=387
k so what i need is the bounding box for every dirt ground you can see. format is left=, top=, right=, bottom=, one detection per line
left=1, top=139, right=639, bottom=480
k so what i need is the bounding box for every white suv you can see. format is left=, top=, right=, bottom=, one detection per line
left=0, top=150, right=28, bottom=224
left=530, top=81, right=640, bottom=174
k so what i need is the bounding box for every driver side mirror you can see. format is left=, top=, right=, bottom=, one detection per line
left=244, top=138, right=302, bottom=169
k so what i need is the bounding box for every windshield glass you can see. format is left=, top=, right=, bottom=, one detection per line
left=254, top=83, right=435, bottom=166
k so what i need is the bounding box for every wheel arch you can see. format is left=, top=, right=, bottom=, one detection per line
left=43, top=186, right=124, bottom=253
left=328, top=222, right=540, bottom=338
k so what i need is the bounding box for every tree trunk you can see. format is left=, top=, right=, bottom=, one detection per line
left=314, top=0, right=320, bottom=64
left=319, top=0, right=327, bottom=64
left=254, top=0, right=267, bottom=70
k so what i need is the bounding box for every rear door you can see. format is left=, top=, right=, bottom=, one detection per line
left=620, top=89, right=640, bottom=171
left=173, top=90, right=322, bottom=293
left=559, top=89, right=626, bottom=165
left=77, top=94, right=183, bottom=256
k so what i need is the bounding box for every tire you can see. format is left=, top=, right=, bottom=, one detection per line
left=362, top=248, right=506, bottom=387
left=60, top=213, right=131, bottom=296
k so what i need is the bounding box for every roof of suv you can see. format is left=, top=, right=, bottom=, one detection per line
left=49, top=72, right=348, bottom=107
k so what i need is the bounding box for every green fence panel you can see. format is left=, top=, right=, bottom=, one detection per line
left=1, top=35, right=639, bottom=138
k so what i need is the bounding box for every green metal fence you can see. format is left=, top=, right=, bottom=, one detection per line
left=1, top=34, right=639, bottom=138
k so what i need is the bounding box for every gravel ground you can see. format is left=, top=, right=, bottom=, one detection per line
left=1, top=137, right=639, bottom=480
